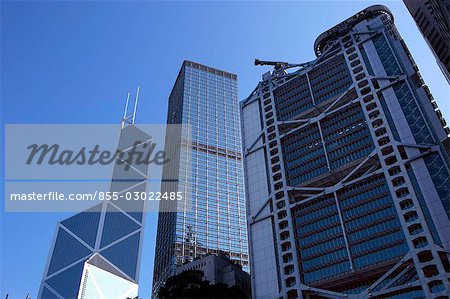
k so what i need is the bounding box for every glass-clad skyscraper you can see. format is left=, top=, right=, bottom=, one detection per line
left=403, top=0, right=450, bottom=84
left=38, top=125, right=149, bottom=299
left=152, top=61, right=249, bottom=297
left=241, top=5, right=450, bottom=298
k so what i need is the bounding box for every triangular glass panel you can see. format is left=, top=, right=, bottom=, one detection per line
left=40, top=287, right=60, bottom=299
left=111, top=183, right=146, bottom=223
left=100, top=204, right=140, bottom=248
left=101, top=232, right=140, bottom=280
left=61, top=204, right=102, bottom=248
left=46, top=259, right=86, bottom=299
left=47, top=228, right=92, bottom=276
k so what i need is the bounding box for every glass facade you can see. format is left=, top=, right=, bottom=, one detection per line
left=152, top=61, right=248, bottom=297
left=39, top=125, right=148, bottom=299
left=241, top=5, right=450, bottom=298
left=403, top=0, right=450, bottom=84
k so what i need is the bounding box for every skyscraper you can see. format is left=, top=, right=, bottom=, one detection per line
left=241, top=5, right=450, bottom=298
left=152, top=61, right=249, bottom=296
left=38, top=125, right=149, bottom=299
left=403, top=0, right=450, bottom=84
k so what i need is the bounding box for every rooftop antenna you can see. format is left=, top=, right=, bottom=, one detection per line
left=121, top=86, right=140, bottom=128
left=132, top=86, right=140, bottom=124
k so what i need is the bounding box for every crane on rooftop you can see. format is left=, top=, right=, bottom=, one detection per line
left=254, top=59, right=314, bottom=77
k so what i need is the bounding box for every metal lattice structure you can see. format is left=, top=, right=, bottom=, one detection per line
left=241, top=5, right=450, bottom=299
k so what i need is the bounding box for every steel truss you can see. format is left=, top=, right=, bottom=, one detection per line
left=243, top=25, right=450, bottom=299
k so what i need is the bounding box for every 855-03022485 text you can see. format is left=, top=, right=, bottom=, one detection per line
left=9, top=191, right=183, bottom=201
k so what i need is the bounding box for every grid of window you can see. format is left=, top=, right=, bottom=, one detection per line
left=321, top=102, right=374, bottom=170
left=309, top=54, right=353, bottom=105
left=338, top=175, right=408, bottom=270
left=241, top=5, right=450, bottom=298
left=174, top=63, right=248, bottom=271
left=374, top=31, right=450, bottom=221
left=372, top=34, right=402, bottom=76
left=273, top=74, right=313, bottom=120
left=293, top=194, right=350, bottom=284
left=393, top=82, right=434, bottom=145
left=292, top=175, right=408, bottom=286
left=282, top=123, right=328, bottom=185
left=281, top=102, right=374, bottom=186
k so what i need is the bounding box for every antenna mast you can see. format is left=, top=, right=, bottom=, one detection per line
left=121, top=86, right=140, bottom=128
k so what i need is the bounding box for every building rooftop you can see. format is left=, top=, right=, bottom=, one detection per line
left=183, top=60, right=237, bottom=80
left=314, top=5, right=394, bottom=57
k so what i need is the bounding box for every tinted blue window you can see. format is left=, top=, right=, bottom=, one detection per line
left=359, top=46, right=374, bottom=76
left=372, top=34, right=402, bottom=76
left=46, top=260, right=85, bottom=299
left=41, top=287, right=60, bottom=299
left=101, top=231, right=140, bottom=279
left=309, top=54, right=353, bottom=105
left=423, top=153, right=450, bottom=220
left=100, top=204, right=141, bottom=248
left=378, top=93, right=401, bottom=142
left=393, top=82, right=434, bottom=145
left=273, top=74, right=313, bottom=120
left=61, top=204, right=101, bottom=248
left=47, top=228, right=92, bottom=275
left=282, top=123, right=328, bottom=185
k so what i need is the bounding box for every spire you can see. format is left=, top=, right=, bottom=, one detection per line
left=121, top=86, right=140, bottom=128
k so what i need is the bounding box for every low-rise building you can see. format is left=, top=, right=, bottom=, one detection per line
left=175, top=254, right=251, bottom=296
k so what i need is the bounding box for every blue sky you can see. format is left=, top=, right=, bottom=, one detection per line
left=1, top=1, right=449, bottom=298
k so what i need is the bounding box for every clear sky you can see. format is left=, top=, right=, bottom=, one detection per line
left=1, top=1, right=449, bottom=298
